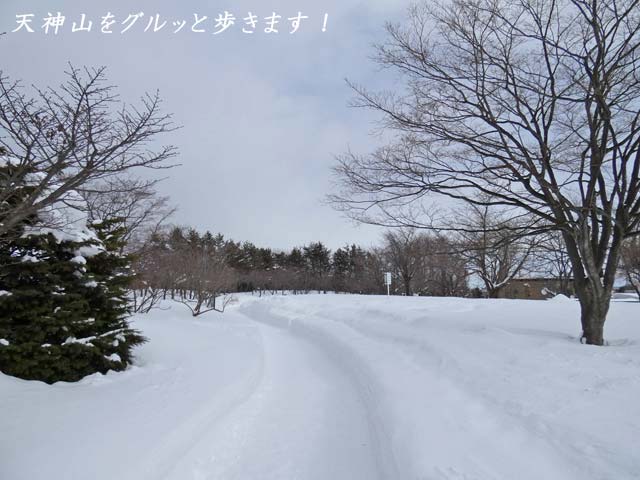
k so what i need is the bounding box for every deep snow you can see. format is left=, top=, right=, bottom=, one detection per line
left=1, top=294, right=639, bottom=479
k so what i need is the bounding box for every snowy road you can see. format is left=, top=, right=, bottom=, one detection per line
left=239, top=295, right=640, bottom=480
left=1, top=301, right=392, bottom=480
left=158, top=320, right=387, bottom=480
left=2, top=294, right=640, bottom=479
left=242, top=299, right=583, bottom=480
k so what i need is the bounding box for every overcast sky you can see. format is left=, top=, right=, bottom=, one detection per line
left=1, top=0, right=411, bottom=250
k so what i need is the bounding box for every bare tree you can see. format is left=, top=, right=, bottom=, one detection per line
left=129, top=232, right=172, bottom=313
left=0, top=66, right=177, bottom=239
left=456, top=205, right=534, bottom=298
left=174, top=245, right=235, bottom=317
left=531, top=232, right=574, bottom=296
left=382, top=228, right=470, bottom=297
left=332, top=0, right=640, bottom=344
left=383, top=228, right=424, bottom=295
left=418, top=235, right=469, bottom=297
left=82, top=176, right=176, bottom=251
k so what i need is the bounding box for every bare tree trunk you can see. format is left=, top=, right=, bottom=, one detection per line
left=403, top=278, right=411, bottom=296
left=575, top=281, right=609, bottom=346
left=565, top=230, right=618, bottom=346
left=487, top=288, right=500, bottom=299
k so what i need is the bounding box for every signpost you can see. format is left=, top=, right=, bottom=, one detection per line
left=384, top=272, right=392, bottom=296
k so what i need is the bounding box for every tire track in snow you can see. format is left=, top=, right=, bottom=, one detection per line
left=120, top=308, right=389, bottom=480
left=252, top=298, right=588, bottom=480
left=333, top=310, right=636, bottom=479
left=239, top=302, right=403, bottom=480
left=157, top=312, right=385, bottom=480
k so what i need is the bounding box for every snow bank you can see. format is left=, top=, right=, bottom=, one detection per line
left=0, top=306, right=265, bottom=480
left=548, top=293, right=573, bottom=302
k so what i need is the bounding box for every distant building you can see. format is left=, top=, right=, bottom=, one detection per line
left=498, top=278, right=573, bottom=300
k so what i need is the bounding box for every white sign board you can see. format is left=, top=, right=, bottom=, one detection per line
left=384, top=272, right=392, bottom=296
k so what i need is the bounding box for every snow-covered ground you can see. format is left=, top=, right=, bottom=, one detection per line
left=2, top=294, right=639, bottom=480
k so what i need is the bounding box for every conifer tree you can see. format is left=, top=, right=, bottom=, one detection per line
left=0, top=163, right=145, bottom=383
left=82, top=218, right=146, bottom=371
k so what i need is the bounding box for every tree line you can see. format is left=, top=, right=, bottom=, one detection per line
left=129, top=226, right=470, bottom=316
left=129, top=215, right=625, bottom=315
